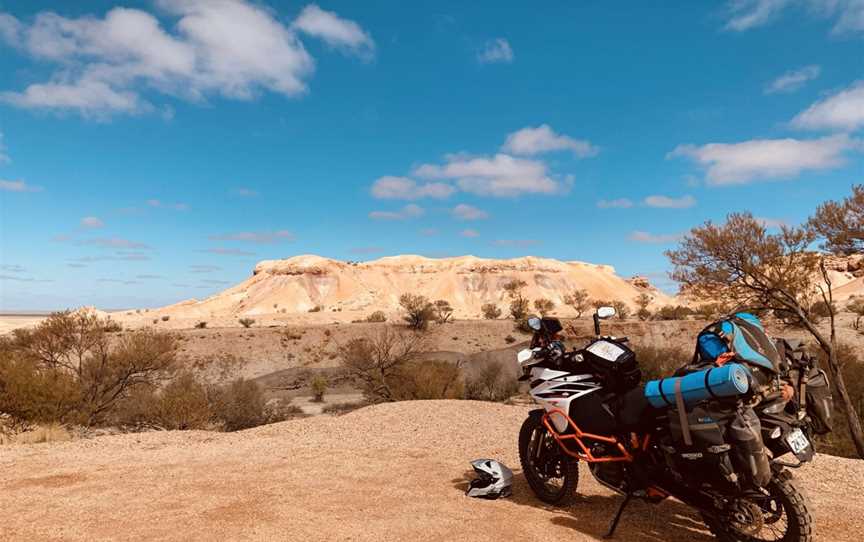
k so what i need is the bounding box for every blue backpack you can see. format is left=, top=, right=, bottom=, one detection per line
left=696, top=313, right=780, bottom=373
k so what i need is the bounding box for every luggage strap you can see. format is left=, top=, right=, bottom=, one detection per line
left=703, top=367, right=720, bottom=400
left=674, top=378, right=692, bottom=446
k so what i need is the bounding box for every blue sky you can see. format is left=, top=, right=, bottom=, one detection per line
left=0, top=0, right=862, bottom=310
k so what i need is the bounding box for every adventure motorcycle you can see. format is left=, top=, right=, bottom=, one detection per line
left=516, top=308, right=815, bottom=541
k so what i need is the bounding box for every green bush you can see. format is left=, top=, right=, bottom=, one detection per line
left=464, top=361, right=518, bottom=402
left=389, top=360, right=464, bottom=400
left=210, top=378, right=266, bottom=431
left=310, top=375, right=328, bottom=402
left=366, top=311, right=387, bottom=323
left=238, top=318, right=255, bottom=328
left=154, top=372, right=212, bottom=430
left=481, top=303, right=502, bottom=320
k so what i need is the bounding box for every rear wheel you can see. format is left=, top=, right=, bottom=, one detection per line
left=701, top=470, right=813, bottom=542
left=518, top=410, right=579, bottom=505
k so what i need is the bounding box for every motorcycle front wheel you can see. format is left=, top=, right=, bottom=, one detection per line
left=518, top=410, right=579, bottom=505
left=701, top=469, right=813, bottom=542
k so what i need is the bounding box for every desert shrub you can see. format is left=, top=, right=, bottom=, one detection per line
left=504, top=280, right=530, bottom=321
left=434, top=300, right=454, bottom=324
left=103, top=319, right=123, bottom=333
left=653, top=305, right=693, bottom=321
left=612, top=300, right=630, bottom=320
left=592, top=299, right=614, bottom=309
left=509, top=298, right=530, bottom=321
left=847, top=297, right=864, bottom=329
left=308, top=305, right=323, bottom=313
left=808, top=343, right=864, bottom=458
left=3, top=423, right=72, bottom=446
left=563, top=289, right=591, bottom=318
left=195, top=321, right=207, bottom=329
left=533, top=298, right=555, bottom=316
left=339, top=327, right=427, bottom=402
left=694, top=303, right=725, bottom=321
left=263, top=398, right=304, bottom=422
left=389, top=360, right=463, bottom=400
left=322, top=401, right=368, bottom=415
left=635, top=345, right=690, bottom=382
left=238, top=318, right=255, bottom=328
left=310, top=375, right=328, bottom=402
left=1, top=311, right=177, bottom=426
left=161, top=315, right=170, bottom=322
left=153, top=318, right=159, bottom=324
left=0, top=352, right=82, bottom=425
left=481, top=303, right=502, bottom=320
left=154, top=372, right=212, bottom=430
left=366, top=311, right=387, bottom=323
left=811, top=300, right=835, bottom=319
left=399, top=293, right=435, bottom=330
left=464, top=361, right=519, bottom=402
left=504, top=335, right=516, bottom=344
left=210, top=378, right=266, bottom=431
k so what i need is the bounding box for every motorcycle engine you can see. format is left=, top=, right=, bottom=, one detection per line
left=589, top=445, right=628, bottom=493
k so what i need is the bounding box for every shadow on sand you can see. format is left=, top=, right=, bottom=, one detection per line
left=453, top=468, right=715, bottom=542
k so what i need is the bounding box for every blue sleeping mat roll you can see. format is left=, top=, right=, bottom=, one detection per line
left=644, top=363, right=751, bottom=409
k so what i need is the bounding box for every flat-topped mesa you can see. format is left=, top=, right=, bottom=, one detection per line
left=148, top=254, right=675, bottom=323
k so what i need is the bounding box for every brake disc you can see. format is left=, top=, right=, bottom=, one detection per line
left=728, top=500, right=765, bottom=536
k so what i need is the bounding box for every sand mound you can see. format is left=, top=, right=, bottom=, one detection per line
left=1, top=401, right=861, bottom=541
left=129, top=254, right=673, bottom=325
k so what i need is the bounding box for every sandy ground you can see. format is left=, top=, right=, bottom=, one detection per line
left=1, top=401, right=862, bottom=542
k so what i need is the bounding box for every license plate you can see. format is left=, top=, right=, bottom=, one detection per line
left=787, top=428, right=810, bottom=455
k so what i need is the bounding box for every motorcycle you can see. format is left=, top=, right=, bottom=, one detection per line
left=516, top=307, right=815, bottom=541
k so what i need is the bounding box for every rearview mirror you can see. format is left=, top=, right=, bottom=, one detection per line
left=527, top=316, right=542, bottom=331
left=596, top=306, right=616, bottom=319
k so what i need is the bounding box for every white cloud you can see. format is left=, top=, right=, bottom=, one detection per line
left=369, top=204, right=425, bottom=220
left=80, top=237, right=150, bottom=250
left=147, top=199, right=189, bottom=210
left=723, top=0, right=864, bottom=34
left=80, top=216, right=105, bottom=229
left=668, top=134, right=862, bottom=185
left=643, top=195, right=697, bottom=209
left=765, top=65, right=821, bottom=94
left=234, top=187, right=259, bottom=197
left=370, top=176, right=455, bottom=200
left=0, top=179, right=42, bottom=192
left=0, top=131, right=9, bottom=164
left=0, top=1, right=372, bottom=117
left=724, top=0, right=794, bottom=31
left=209, top=230, right=294, bottom=243
left=756, top=217, right=788, bottom=229
left=414, top=153, right=564, bottom=197
left=791, top=80, right=864, bottom=132
left=451, top=203, right=489, bottom=220
left=293, top=4, right=374, bottom=60
left=501, top=124, right=599, bottom=158
left=628, top=231, right=683, bottom=244
left=597, top=198, right=634, bottom=209
left=477, top=38, right=513, bottom=64
left=460, top=229, right=480, bottom=238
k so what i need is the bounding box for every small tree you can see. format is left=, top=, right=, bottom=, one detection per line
left=399, top=293, right=435, bottom=330
left=504, top=279, right=530, bottom=321
left=434, top=299, right=454, bottom=324
left=668, top=202, right=864, bottom=457
left=533, top=298, right=555, bottom=316
left=611, top=300, right=630, bottom=320
left=563, top=289, right=591, bottom=318
left=481, top=303, right=502, bottom=320
left=634, top=293, right=652, bottom=321
left=338, top=327, right=426, bottom=402
left=310, top=375, right=328, bottom=402
left=847, top=298, right=864, bottom=330
left=238, top=318, right=255, bottom=329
